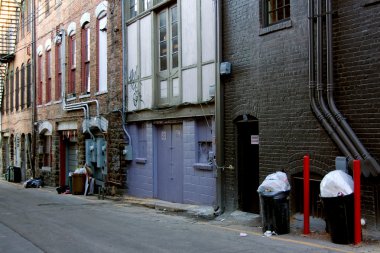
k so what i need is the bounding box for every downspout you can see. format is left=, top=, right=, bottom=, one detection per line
left=316, top=0, right=361, bottom=163
left=308, top=0, right=352, bottom=162
left=31, top=0, right=37, bottom=177
left=215, top=0, right=224, bottom=213
left=121, top=0, right=131, bottom=144
left=326, top=0, right=380, bottom=176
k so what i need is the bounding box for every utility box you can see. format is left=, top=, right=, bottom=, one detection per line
left=96, top=138, right=106, bottom=168
left=123, top=145, right=133, bottom=161
left=85, top=139, right=97, bottom=164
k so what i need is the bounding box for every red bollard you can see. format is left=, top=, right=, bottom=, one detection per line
left=303, top=155, right=310, bottom=235
left=354, top=160, right=362, bottom=245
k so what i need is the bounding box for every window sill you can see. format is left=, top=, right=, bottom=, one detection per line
left=54, top=100, right=62, bottom=104
left=193, top=163, right=213, bottom=171
left=79, top=93, right=91, bottom=99
left=66, top=96, right=76, bottom=102
left=95, top=90, right=108, bottom=96
left=135, top=158, right=147, bottom=164
left=45, top=102, right=53, bottom=106
left=259, top=19, right=292, bottom=36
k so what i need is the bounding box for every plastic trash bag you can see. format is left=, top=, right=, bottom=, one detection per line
left=320, top=170, right=354, bottom=198
left=24, top=178, right=44, bottom=188
left=257, top=171, right=291, bottom=195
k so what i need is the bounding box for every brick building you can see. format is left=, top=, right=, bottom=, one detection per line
left=0, top=0, right=32, bottom=181
left=1, top=0, right=127, bottom=192
left=221, top=0, right=380, bottom=234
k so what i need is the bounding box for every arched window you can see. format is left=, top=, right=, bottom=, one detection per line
left=67, top=22, right=77, bottom=96
left=55, top=38, right=62, bottom=100
left=26, top=60, right=31, bottom=107
left=96, top=2, right=108, bottom=93
left=45, top=43, right=52, bottom=103
left=9, top=70, right=14, bottom=112
left=21, top=64, right=25, bottom=109
left=15, top=68, right=19, bottom=110
left=81, top=21, right=90, bottom=94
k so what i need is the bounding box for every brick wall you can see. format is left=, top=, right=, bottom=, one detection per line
left=222, top=0, right=380, bottom=231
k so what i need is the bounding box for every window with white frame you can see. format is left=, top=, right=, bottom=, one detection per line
left=97, top=15, right=107, bottom=93
left=27, top=60, right=31, bottom=107
left=157, top=4, right=179, bottom=105
left=55, top=42, right=61, bottom=100
left=128, top=0, right=163, bottom=19
left=81, top=22, right=90, bottom=94
left=197, top=119, right=213, bottom=164
left=37, top=55, right=43, bottom=105
left=68, top=34, right=76, bottom=95
left=21, top=63, right=25, bottom=109
left=45, top=49, right=51, bottom=103
left=15, top=68, right=19, bottom=111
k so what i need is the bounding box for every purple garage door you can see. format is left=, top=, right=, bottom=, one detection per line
left=157, top=124, right=183, bottom=203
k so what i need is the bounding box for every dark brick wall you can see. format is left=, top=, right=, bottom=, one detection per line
left=222, top=0, right=380, bottom=231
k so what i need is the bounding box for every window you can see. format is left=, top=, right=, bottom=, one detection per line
left=15, top=68, right=19, bottom=111
left=157, top=5, right=179, bottom=105
left=42, top=135, right=52, bottom=167
left=140, top=0, right=153, bottom=12
left=27, top=0, right=31, bottom=32
left=97, top=15, right=107, bottom=93
left=81, top=22, right=90, bottom=94
left=129, top=0, right=137, bottom=18
left=37, top=55, right=43, bottom=105
left=5, top=72, right=9, bottom=113
left=128, top=0, right=163, bottom=19
left=9, top=71, right=14, bottom=112
left=264, top=0, right=290, bottom=26
left=45, top=49, right=51, bottom=103
left=55, top=42, right=61, bottom=100
left=197, top=119, right=212, bottom=164
left=27, top=60, right=31, bottom=107
left=20, top=1, right=25, bottom=38
left=68, top=34, right=76, bottom=95
left=21, top=64, right=25, bottom=109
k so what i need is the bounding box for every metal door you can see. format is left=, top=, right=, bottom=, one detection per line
left=237, top=119, right=260, bottom=213
left=66, top=141, right=78, bottom=185
left=157, top=124, right=183, bottom=203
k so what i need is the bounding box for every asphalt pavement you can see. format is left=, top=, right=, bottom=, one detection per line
left=0, top=179, right=379, bottom=253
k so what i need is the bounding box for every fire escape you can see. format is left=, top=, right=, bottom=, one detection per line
left=0, top=0, right=21, bottom=110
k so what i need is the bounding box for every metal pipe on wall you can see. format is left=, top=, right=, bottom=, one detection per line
left=121, top=0, right=132, bottom=144
left=316, top=0, right=362, bottom=163
left=308, top=0, right=353, bottom=162
left=215, top=0, right=224, bottom=214
left=325, top=0, right=380, bottom=176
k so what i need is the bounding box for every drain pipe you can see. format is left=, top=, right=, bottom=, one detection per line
left=308, top=0, right=352, bottom=161
left=214, top=0, right=224, bottom=214
left=121, top=0, right=131, bottom=144
left=326, top=0, right=380, bottom=176
left=316, top=0, right=361, bottom=163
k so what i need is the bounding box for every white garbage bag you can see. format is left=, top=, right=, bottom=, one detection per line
left=257, top=171, right=291, bottom=194
left=320, top=170, right=354, bottom=198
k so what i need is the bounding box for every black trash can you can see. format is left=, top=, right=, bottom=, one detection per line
left=321, top=193, right=354, bottom=244
left=7, top=166, right=21, bottom=183
left=12, top=166, right=21, bottom=183
left=259, top=190, right=290, bottom=235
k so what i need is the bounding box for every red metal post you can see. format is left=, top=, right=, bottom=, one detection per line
left=303, top=155, right=310, bottom=235
left=354, top=160, right=362, bottom=245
